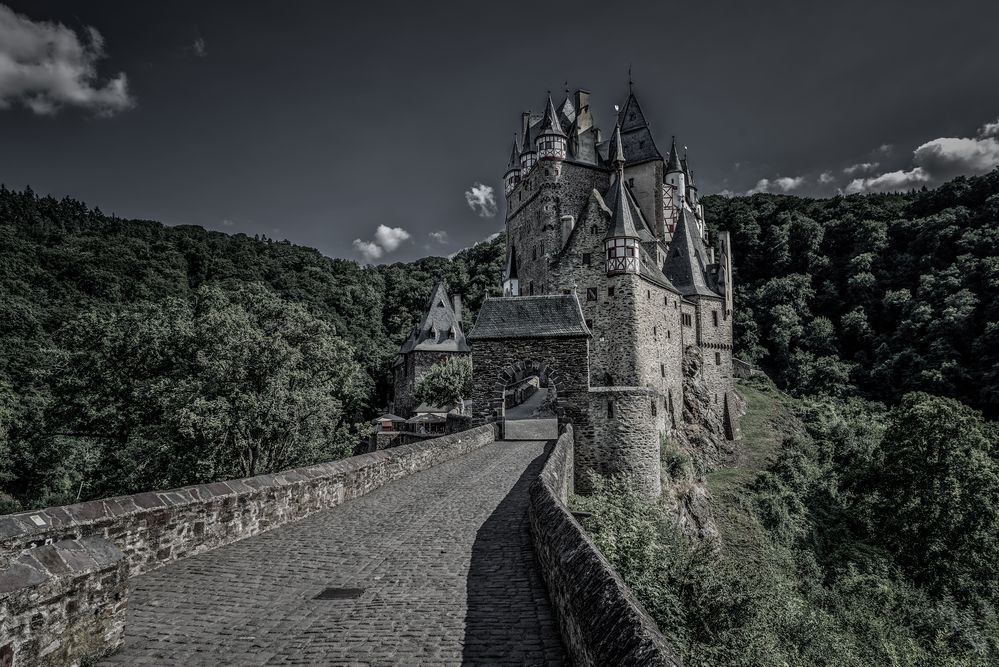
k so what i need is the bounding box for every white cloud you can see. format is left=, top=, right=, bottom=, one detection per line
left=429, top=230, right=449, bottom=244
left=877, top=143, right=894, bottom=154
left=353, top=224, right=411, bottom=263
left=746, top=175, right=805, bottom=195
left=221, top=219, right=235, bottom=227
left=818, top=171, right=835, bottom=184
left=464, top=182, right=497, bottom=218
left=911, top=136, right=999, bottom=179
left=0, top=5, right=134, bottom=116
left=844, top=167, right=930, bottom=194
left=978, top=119, right=999, bottom=139
left=192, top=38, right=207, bottom=58
left=843, top=162, right=880, bottom=176
left=352, top=240, right=383, bottom=262
left=373, top=224, right=410, bottom=252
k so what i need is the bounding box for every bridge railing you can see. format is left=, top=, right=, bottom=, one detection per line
left=528, top=424, right=683, bottom=667
left=0, top=423, right=496, bottom=667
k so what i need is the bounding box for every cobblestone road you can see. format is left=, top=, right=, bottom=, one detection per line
left=102, top=440, right=564, bottom=666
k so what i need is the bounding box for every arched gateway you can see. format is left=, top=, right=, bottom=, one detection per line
left=466, top=295, right=591, bottom=439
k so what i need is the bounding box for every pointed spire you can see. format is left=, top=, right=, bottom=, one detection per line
left=538, top=92, right=566, bottom=137
left=666, top=136, right=682, bottom=173
left=508, top=133, right=521, bottom=170
left=505, top=244, right=519, bottom=281
left=606, top=167, right=640, bottom=240
left=611, top=124, right=625, bottom=170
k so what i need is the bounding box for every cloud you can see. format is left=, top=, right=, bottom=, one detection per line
left=429, top=230, right=449, bottom=244
left=845, top=121, right=999, bottom=194
left=352, top=224, right=411, bottom=263
left=464, top=182, right=497, bottom=218
left=843, top=162, right=880, bottom=176
left=0, top=4, right=134, bottom=116
left=221, top=219, right=235, bottom=227
left=877, top=143, right=894, bottom=154
left=192, top=38, right=206, bottom=58
left=818, top=171, right=835, bottom=184
left=845, top=167, right=930, bottom=194
left=746, top=175, right=805, bottom=195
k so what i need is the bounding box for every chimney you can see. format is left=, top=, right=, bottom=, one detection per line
left=594, top=127, right=603, bottom=145
left=452, top=294, right=462, bottom=322
left=574, top=89, right=592, bottom=133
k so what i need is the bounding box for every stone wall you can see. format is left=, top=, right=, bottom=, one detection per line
left=0, top=537, right=128, bottom=667
left=0, top=425, right=496, bottom=666
left=580, top=387, right=661, bottom=499
left=528, top=425, right=681, bottom=667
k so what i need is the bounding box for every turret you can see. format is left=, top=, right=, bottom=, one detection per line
left=535, top=94, right=567, bottom=161
left=665, top=137, right=685, bottom=210
left=519, top=112, right=537, bottom=175
left=503, top=245, right=520, bottom=296
left=504, top=134, right=521, bottom=195
left=605, top=125, right=640, bottom=275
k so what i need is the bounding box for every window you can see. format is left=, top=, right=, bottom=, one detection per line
left=608, top=286, right=615, bottom=297
left=653, top=326, right=657, bottom=337
left=607, top=400, right=615, bottom=418
left=715, top=352, right=721, bottom=365
left=585, top=318, right=593, bottom=330
left=682, top=313, right=693, bottom=327
left=665, top=296, right=669, bottom=305
left=651, top=400, right=657, bottom=417
left=586, top=287, right=597, bottom=302
left=562, top=289, right=570, bottom=295
left=712, top=311, right=719, bottom=327
left=647, top=290, right=651, bottom=299
left=582, top=252, right=592, bottom=266
left=629, top=178, right=634, bottom=187
left=591, top=225, right=597, bottom=235
left=529, top=281, right=535, bottom=295
left=661, top=363, right=665, bottom=378
left=533, top=246, right=538, bottom=261
left=448, top=327, right=456, bottom=340
left=667, top=329, right=671, bottom=339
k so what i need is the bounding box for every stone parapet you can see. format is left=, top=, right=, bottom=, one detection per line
left=528, top=425, right=682, bottom=666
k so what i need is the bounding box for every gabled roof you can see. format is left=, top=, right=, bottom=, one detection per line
left=373, top=413, right=405, bottom=423
left=399, top=283, right=470, bottom=353
left=615, top=92, right=662, bottom=164
left=538, top=94, right=567, bottom=138
left=558, top=93, right=576, bottom=128
left=468, top=295, right=591, bottom=340
left=664, top=208, right=721, bottom=298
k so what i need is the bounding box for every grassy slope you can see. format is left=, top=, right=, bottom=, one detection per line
left=707, top=377, right=803, bottom=566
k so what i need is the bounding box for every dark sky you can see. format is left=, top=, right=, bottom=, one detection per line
left=2, top=1, right=998, bottom=263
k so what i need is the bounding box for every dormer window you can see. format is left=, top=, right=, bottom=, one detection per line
left=447, top=327, right=456, bottom=340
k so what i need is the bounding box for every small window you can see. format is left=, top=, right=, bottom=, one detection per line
left=667, top=329, right=671, bottom=339
left=647, top=290, right=651, bottom=299
left=607, top=400, right=615, bottom=418
left=529, top=281, right=535, bottom=295
left=661, top=363, right=665, bottom=377
left=664, top=296, right=669, bottom=305
left=586, top=287, right=597, bottom=302
left=563, top=289, right=570, bottom=295
left=585, top=318, right=593, bottom=330
left=608, top=286, right=615, bottom=297
left=653, top=326, right=657, bottom=337
left=651, top=400, right=657, bottom=417
left=533, top=247, right=538, bottom=261
left=712, top=311, right=719, bottom=327
left=591, top=225, right=597, bottom=235
left=629, top=178, right=635, bottom=187
left=582, top=252, right=592, bottom=266
left=683, top=313, right=693, bottom=327
left=715, top=352, right=721, bottom=365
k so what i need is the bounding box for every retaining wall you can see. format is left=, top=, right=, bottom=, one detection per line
left=0, top=424, right=496, bottom=666
left=528, top=425, right=682, bottom=666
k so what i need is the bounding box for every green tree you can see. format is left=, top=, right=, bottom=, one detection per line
left=413, top=355, right=472, bottom=409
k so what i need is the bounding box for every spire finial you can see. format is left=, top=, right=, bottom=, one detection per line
left=628, top=65, right=633, bottom=93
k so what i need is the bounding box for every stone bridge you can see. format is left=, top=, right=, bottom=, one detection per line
left=1, top=425, right=679, bottom=667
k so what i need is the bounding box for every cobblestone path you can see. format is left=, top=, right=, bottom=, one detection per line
left=102, top=440, right=564, bottom=666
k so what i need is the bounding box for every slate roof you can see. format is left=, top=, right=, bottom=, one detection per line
left=538, top=94, right=566, bottom=138
left=663, top=208, right=721, bottom=298
left=557, top=93, right=576, bottom=128
left=666, top=138, right=682, bottom=173
left=398, top=283, right=470, bottom=353
left=507, top=134, right=521, bottom=170
left=467, top=295, right=591, bottom=340
left=616, top=92, right=663, bottom=164
left=601, top=172, right=657, bottom=242
left=504, top=244, right=519, bottom=281
left=373, top=413, right=405, bottom=423
left=605, top=172, right=643, bottom=241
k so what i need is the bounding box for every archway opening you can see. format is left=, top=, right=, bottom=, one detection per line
left=499, top=362, right=559, bottom=440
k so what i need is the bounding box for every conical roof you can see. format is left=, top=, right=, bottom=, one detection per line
left=399, top=283, right=469, bottom=353
left=605, top=171, right=641, bottom=240
left=507, top=134, right=521, bottom=170
left=663, top=208, right=719, bottom=297
left=538, top=94, right=566, bottom=138
left=666, top=137, right=682, bottom=173
left=611, top=124, right=625, bottom=166
left=504, top=244, right=519, bottom=281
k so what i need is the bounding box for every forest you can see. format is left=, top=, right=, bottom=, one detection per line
left=1, top=170, right=998, bottom=663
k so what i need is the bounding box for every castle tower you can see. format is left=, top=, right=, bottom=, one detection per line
left=605, top=126, right=641, bottom=276
left=504, top=134, right=521, bottom=196
left=519, top=112, right=537, bottom=174
left=503, top=245, right=520, bottom=296
left=536, top=94, right=567, bottom=161
left=665, top=138, right=685, bottom=211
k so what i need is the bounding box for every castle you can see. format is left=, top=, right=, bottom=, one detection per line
left=397, top=85, right=738, bottom=499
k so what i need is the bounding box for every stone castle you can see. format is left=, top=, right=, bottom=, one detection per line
left=396, top=86, right=738, bottom=500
